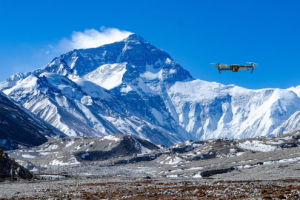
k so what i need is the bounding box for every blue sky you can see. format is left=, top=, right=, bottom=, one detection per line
left=0, top=0, right=299, bottom=89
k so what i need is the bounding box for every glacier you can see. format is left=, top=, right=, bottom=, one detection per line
left=1, top=33, right=300, bottom=146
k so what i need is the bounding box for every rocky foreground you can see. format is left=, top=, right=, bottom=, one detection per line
left=3, top=130, right=300, bottom=199
left=0, top=152, right=33, bottom=182
left=1, top=178, right=300, bottom=199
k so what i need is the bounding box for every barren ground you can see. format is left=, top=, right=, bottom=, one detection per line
left=1, top=177, right=300, bottom=199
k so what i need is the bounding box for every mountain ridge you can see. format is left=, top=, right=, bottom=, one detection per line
left=1, top=34, right=300, bottom=145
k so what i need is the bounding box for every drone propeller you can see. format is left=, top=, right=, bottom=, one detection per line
left=210, top=63, right=220, bottom=65
left=246, top=62, right=259, bottom=65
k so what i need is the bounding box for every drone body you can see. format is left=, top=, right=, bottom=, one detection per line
left=211, top=62, right=259, bottom=74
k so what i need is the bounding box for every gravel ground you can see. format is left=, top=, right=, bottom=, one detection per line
left=1, top=177, right=300, bottom=199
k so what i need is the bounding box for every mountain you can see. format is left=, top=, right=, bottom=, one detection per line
left=0, top=91, right=64, bottom=150
left=2, top=34, right=300, bottom=145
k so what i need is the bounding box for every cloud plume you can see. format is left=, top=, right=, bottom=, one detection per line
left=58, top=27, right=133, bottom=52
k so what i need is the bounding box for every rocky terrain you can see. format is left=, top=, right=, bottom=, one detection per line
left=6, top=128, right=300, bottom=180
left=0, top=151, right=33, bottom=182
left=2, top=178, right=300, bottom=199
left=1, top=128, right=300, bottom=198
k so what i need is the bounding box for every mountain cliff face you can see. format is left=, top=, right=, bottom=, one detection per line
left=1, top=34, right=300, bottom=145
left=0, top=91, right=64, bottom=150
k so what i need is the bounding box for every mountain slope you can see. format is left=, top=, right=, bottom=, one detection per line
left=0, top=91, right=64, bottom=150
left=1, top=34, right=300, bottom=144
left=9, top=134, right=160, bottom=166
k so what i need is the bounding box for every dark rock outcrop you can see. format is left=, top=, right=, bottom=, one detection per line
left=0, top=153, right=33, bottom=181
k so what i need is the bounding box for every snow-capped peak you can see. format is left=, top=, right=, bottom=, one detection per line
left=2, top=34, right=300, bottom=146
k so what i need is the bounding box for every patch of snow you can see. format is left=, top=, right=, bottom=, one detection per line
left=263, top=157, right=300, bottom=165
left=40, top=175, right=66, bottom=179
left=186, top=167, right=203, bottom=171
left=22, top=154, right=36, bottom=159
left=83, top=63, right=127, bottom=90
left=39, top=152, right=50, bottom=156
left=100, top=135, right=121, bottom=142
left=65, top=140, right=75, bottom=148
left=166, top=174, right=178, bottom=178
left=169, top=69, right=176, bottom=74
left=238, top=140, right=279, bottom=152
left=50, top=156, right=80, bottom=165
left=43, top=144, right=59, bottom=151
left=193, top=173, right=202, bottom=178
left=120, top=85, right=133, bottom=93
left=165, top=157, right=184, bottom=165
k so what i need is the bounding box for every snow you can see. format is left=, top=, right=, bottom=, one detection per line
left=4, top=33, right=300, bottom=146
left=120, top=85, right=133, bottom=93
left=166, top=174, right=178, bottom=178
left=83, top=63, right=127, bottom=90
left=193, top=173, right=202, bottom=178
left=165, top=157, right=184, bottom=165
left=186, top=167, right=203, bottom=171
left=100, top=135, right=121, bottom=142
left=165, top=58, right=172, bottom=64
left=134, top=140, right=152, bottom=155
left=3, top=75, right=39, bottom=103
left=40, top=175, right=66, bottom=179
left=140, top=70, right=162, bottom=80
left=43, top=144, right=59, bottom=151
left=238, top=140, right=279, bottom=152
left=50, top=156, right=80, bottom=165
left=168, top=79, right=300, bottom=141
left=39, top=73, right=82, bottom=99
left=65, top=140, right=75, bottom=148
left=263, top=157, right=300, bottom=165
left=169, top=69, right=176, bottom=74
left=22, top=154, right=36, bottom=159
left=39, top=152, right=50, bottom=156
left=72, top=77, right=110, bottom=99
left=151, top=108, right=164, bottom=125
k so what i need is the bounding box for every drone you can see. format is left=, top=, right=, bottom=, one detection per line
left=211, top=62, right=259, bottom=74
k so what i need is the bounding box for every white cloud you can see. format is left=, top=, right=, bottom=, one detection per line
left=58, top=27, right=133, bottom=52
